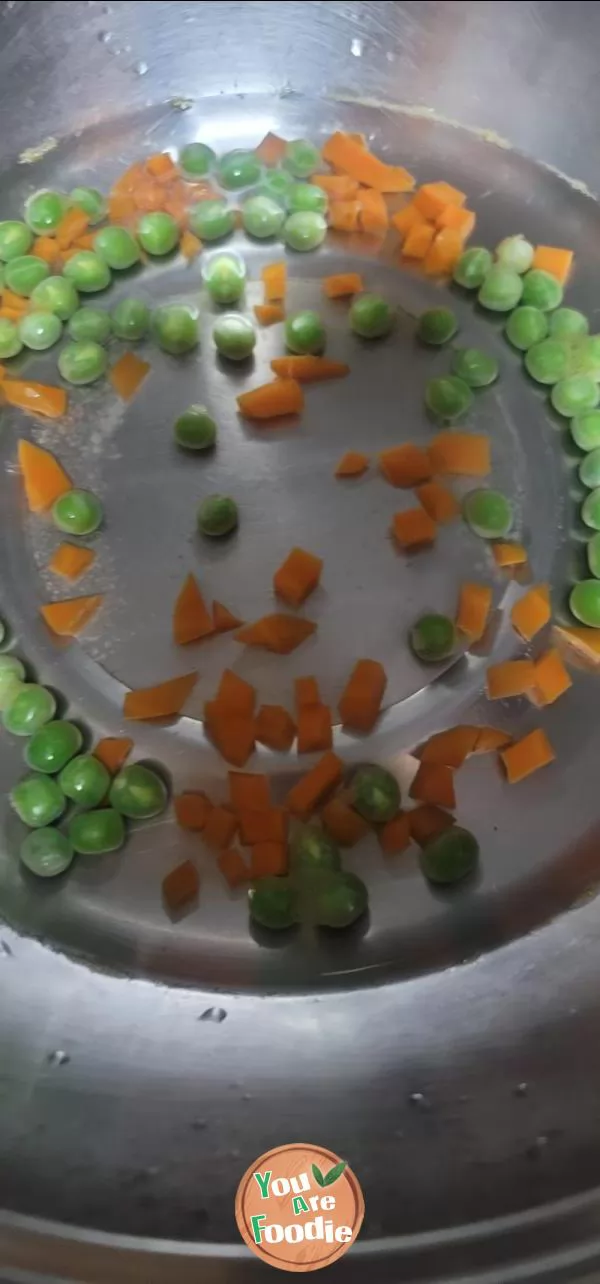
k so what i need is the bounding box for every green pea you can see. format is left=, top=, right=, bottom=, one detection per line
left=3, top=684, right=56, bottom=736
left=63, top=250, right=111, bottom=293
left=24, top=189, right=67, bottom=234
left=59, top=753, right=110, bottom=808
left=110, top=298, right=150, bottom=342
left=581, top=488, right=600, bottom=530
left=282, top=139, right=321, bottom=179
left=20, top=827, right=74, bottom=878
left=350, top=292, right=394, bottom=339
left=425, top=375, right=472, bottom=422
left=524, top=338, right=571, bottom=384
left=249, top=877, right=298, bottom=930
left=0, top=220, right=33, bottom=261
left=420, top=825, right=479, bottom=885
left=11, top=774, right=65, bottom=828
left=551, top=375, right=599, bottom=418
left=153, top=304, right=199, bottom=354
left=241, top=194, right=286, bottom=239
left=69, top=186, right=107, bottom=225
left=174, top=405, right=217, bottom=451
left=416, top=307, right=457, bottom=346
left=203, top=251, right=246, bottom=304
left=0, top=655, right=26, bottom=710
left=495, top=234, right=533, bottom=274
left=25, top=720, right=83, bottom=774
left=52, top=488, right=103, bottom=535
left=290, top=827, right=341, bottom=873
left=352, top=764, right=400, bottom=823
left=18, top=311, right=62, bottom=351
left=314, top=871, right=368, bottom=929
left=5, top=255, right=50, bottom=297
left=217, top=149, right=262, bottom=190
left=505, top=306, right=549, bottom=351
left=570, top=580, right=600, bottom=627
left=452, top=246, right=493, bottom=289
left=521, top=268, right=563, bottom=311
left=257, top=169, right=295, bottom=207
left=94, top=225, right=140, bottom=270
left=213, top=312, right=256, bottom=361
left=287, top=182, right=328, bottom=215
left=463, top=487, right=513, bottom=538
left=571, top=411, right=600, bottom=452
left=409, top=613, right=457, bottom=663
left=179, top=141, right=216, bottom=178
left=450, top=347, right=499, bottom=387
left=549, top=308, right=589, bottom=339
left=478, top=266, right=523, bottom=312
left=109, top=763, right=167, bottom=819
left=68, top=807, right=125, bottom=855
left=587, top=532, right=600, bottom=578
left=137, top=211, right=179, bottom=256
left=0, top=318, right=23, bottom=358
left=31, top=276, right=78, bottom=320
left=67, top=307, right=112, bottom=344
left=570, top=335, right=600, bottom=379
left=283, top=211, right=327, bottom=252
left=58, top=340, right=108, bottom=385
left=197, top=493, right=238, bottom=537
left=285, top=309, right=326, bottom=355
left=188, top=199, right=235, bottom=242
left=579, top=449, right=600, bottom=489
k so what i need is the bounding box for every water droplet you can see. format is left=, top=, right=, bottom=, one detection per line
left=146, top=1165, right=160, bottom=1178
left=242, top=1093, right=252, bottom=1102
left=514, top=1082, right=529, bottom=1097
left=199, top=1007, right=227, bottom=1023
left=351, top=37, right=363, bottom=57
left=526, top=1133, right=549, bottom=1159
left=134, top=60, right=148, bottom=77
left=409, top=1092, right=431, bottom=1111
left=191, top=1118, right=208, bottom=1131
left=103, top=4, right=112, bottom=12
left=386, top=50, right=396, bottom=62
left=98, top=30, right=112, bottom=42
left=47, top=1050, right=70, bottom=1067
left=0, top=939, right=13, bottom=957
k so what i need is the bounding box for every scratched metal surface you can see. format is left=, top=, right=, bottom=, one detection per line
left=2, top=3, right=600, bottom=1282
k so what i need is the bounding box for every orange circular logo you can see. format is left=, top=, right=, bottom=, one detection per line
left=235, top=1143, right=364, bottom=1272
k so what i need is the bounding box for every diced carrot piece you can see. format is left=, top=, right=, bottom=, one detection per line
left=0, top=365, right=5, bottom=381
left=456, top=582, right=493, bottom=642
left=132, top=179, right=164, bottom=211
left=410, top=761, right=456, bottom=810
left=111, top=161, right=147, bottom=196
left=204, top=705, right=256, bottom=767
left=500, top=728, right=555, bottom=784
left=5, top=381, right=67, bottom=420
left=73, top=233, right=97, bottom=251
left=322, top=272, right=364, bottom=298
left=531, top=245, right=573, bottom=285
left=109, top=351, right=150, bottom=401
left=409, top=805, right=455, bottom=847
left=254, top=303, right=285, bottom=326
left=218, top=847, right=249, bottom=889
left=424, top=227, right=464, bottom=276
left=328, top=198, right=362, bottom=233
left=237, top=378, right=303, bottom=421
left=174, top=791, right=213, bottom=831
left=311, top=174, right=359, bottom=200
left=338, top=658, right=387, bottom=733
left=108, top=192, right=136, bottom=223
left=203, top=805, right=238, bottom=851
left=378, top=812, right=411, bottom=855
left=185, top=180, right=220, bottom=204
left=486, top=659, right=535, bottom=700
left=18, top=439, right=72, bottom=514
left=335, top=450, right=369, bottom=477
left=216, top=670, right=256, bottom=716
left=414, top=181, right=466, bottom=221
left=238, top=808, right=287, bottom=845
left=392, top=201, right=429, bottom=239
left=273, top=547, right=323, bottom=608
left=436, top=205, right=476, bottom=240
left=212, top=600, right=243, bottom=633
left=297, top=703, right=332, bottom=754
left=162, top=860, right=199, bottom=912
left=270, top=356, right=349, bottom=383
left=392, top=508, right=437, bottom=549
left=146, top=151, right=178, bottom=179
left=235, top=614, right=316, bottom=654
left=379, top=444, right=431, bottom=488
left=511, top=585, right=551, bottom=642
left=250, top=842, right=288, bottom=878
left=286, top=751, right=344, bottom=819
left=255, top=705, right=296, bottom=752
left=428, top=432, right=491, bottom=477
left=254, top=132, right=287, bottom=166
left=229, top=771, right=271, bottom=812
left=0, top=306, right=26, bottom=321
left=173, top=573, right=214, bottom=644
left=492, top=541, right=528, bottom=568
left=1, top=289, right=28, bottom=313
left=321, top=797, right=368, bottom=847
left=322, top=132, right=415, bottom=193
left=40, top=595, right=103, bottom=638
left=402, top=221, right=436, bottom=259
left=124, top=672, right=198, bottom=720
left=32, top=236, right=61, bottom=265
left=295, top=677, right=321, bottom=708
left=415, top=480, right=460, bottom=523
left=420, top=725, right=479, bottom=768
left=261, top=262, right=287, bottom=303
left=59, top=247, right=81, bottom=263
left=56, top=207, right=89, bottom=250
left=180, top=230, right=202, bottom=260
left=356, top=188, right=389, bottom=235
left=530, top=647, right=572, bottom=707
left=93, top=736, right=134, bottom=775
left=553, top=625, right=600, bottom=666
left=48, top=542, right=95, bottom=582
left=472, top=726, right=512, bottom=754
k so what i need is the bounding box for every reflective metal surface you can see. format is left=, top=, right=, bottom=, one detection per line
left=3, top=2, right=600, bottom=1281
